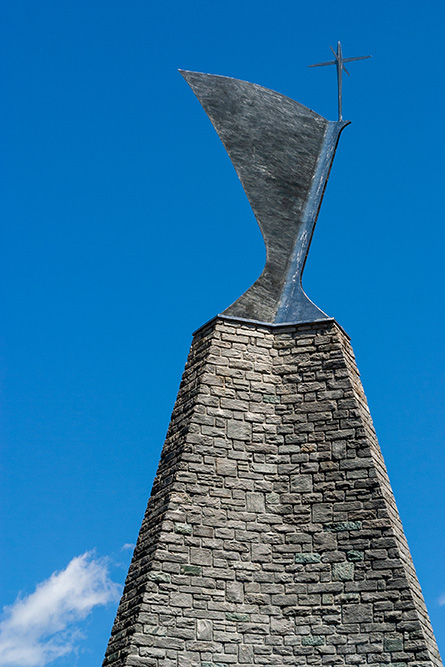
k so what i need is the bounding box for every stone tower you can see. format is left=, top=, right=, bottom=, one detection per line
left=102, top=71, right=442, bottom=667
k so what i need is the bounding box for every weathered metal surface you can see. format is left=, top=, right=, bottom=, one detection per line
left=181, top=70, right=349, bottom=325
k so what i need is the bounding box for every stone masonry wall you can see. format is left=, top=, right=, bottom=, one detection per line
left=103, top=318, right=442, bottom=667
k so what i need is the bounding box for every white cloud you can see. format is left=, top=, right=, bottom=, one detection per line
left=439, top=594, right=445, bottom=606
left=0, top=552, right=121, bottom=667
left=121, top=543, right=135, bottom=552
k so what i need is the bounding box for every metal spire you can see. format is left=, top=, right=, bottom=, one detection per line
left=308, top=41, right=371, bottom=121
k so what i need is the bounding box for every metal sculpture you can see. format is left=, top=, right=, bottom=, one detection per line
left=181, top=52, right=369, bottom=325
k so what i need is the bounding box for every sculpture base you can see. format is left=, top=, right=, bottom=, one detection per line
left=103, top=318, right=441, bottom=667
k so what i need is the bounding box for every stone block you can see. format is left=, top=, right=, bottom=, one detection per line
left=190, top=548, right=212, bottom=566
left=332, top=562, right=354, bottom=581
left=180, top=564, right=202, bottom=575
left=263, top=394, right=280, bottom=403
left=294, top=552, right=321, bottom=564
left=384, top=636, right=404, bottom=652
left=148, top=571, right=170, bottom=583
left=238, top=644, right=254, bottom=662
left=324, top=521, right=362, bottom=532
left=216, top=458, right=237, bottom=476
left=271, top=617, right=294, bottom=634
left=227, top=420, right=251, bottom=440
left=343, top=603, right=373, bottom=623
left=302, top=635, right=325, bottom=646
left=312, top=503, right=333, bottom=523
left=314, top=531, right=337, bottom=550
left=246, top=492, right=265, bottom=512
left=177, top=656, right=200, bottom=667
left=174, top=522, right=192, bottom=535
left=226, top=581, right=244, bottom=603
left=170, top=592, right=192, bottom=608
left=290, top=474, right=313, bottom=492
left=197, top=620, right=213, bottom=641
left=225, top=612, right=250, bottom=622
left=266, top=492, right=280, bottom=505
left=332, top=441, right=346, bottom=460
left=251, top=543, right=272, bottom=561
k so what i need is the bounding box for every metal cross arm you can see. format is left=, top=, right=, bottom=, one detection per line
left=308, top=41, right=371, bottom=121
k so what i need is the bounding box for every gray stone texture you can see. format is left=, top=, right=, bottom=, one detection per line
left=103, top=318, right=442, bottom=667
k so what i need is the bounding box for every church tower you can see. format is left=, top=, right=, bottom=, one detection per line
left=102, top=65, right=442, bottom=667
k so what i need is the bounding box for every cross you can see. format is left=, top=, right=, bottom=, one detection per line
left=308, top=41, right=371, bottom=121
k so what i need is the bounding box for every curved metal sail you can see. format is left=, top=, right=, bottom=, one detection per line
left=181, top=70, right=349, bottom=325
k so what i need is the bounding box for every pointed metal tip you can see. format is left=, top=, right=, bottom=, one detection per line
left=179, top=69, right=195, bottom=83
left=179, top=69, right=210, bottom=81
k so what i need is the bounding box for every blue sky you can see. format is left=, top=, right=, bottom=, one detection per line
left=0, top=1, right=444, bottom=665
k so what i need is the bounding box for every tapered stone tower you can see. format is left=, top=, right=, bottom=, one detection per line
left=103, top=70, right=442, bottom=667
